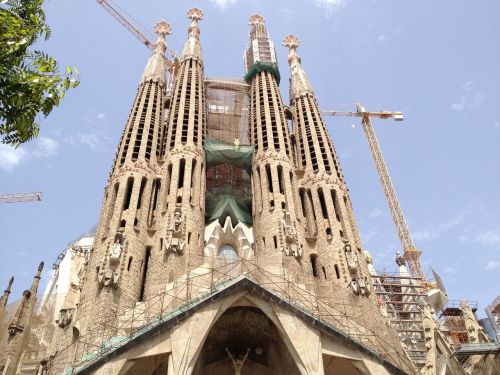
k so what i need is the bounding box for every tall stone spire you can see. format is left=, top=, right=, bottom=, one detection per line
left=283, top=35, right=368, bottom=294
left=141, top=21, right=172, bottom=84
left=0, top=276, right=14, bottom=317
left=72, top=20, right=173, bottom=355
left=244, top=16, right=305, bottom=277
left=0, top=263, right=43, bottom=375
left=145, top=8, right=207, bottom=298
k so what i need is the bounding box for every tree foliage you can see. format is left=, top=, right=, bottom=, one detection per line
left=0, top=0, right=79, bottom=146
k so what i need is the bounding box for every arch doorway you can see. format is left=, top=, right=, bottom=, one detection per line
left=193, top=306, right=300, bottom=375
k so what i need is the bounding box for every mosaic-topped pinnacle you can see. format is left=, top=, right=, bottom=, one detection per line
left=283, top=34, right=300, bottom=49
left=154, top=21, right=172, bottom=36
left=187, top=8, right=204, bottom=21
left=7, top=276, right=14, bottom=289
left=37, top=261, right=44, bottom=275
left=249, top=14, right=265, bottom=25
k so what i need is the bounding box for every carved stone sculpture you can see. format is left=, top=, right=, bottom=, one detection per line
left=281, top=211, right=302, bottom=258
left=109, top=240, right=123, bottom=265
left=57, top=283, right=80, bottom=328
left=98, top=268, right=120, bottom=289
left=165, top=205, right=186, bottom=254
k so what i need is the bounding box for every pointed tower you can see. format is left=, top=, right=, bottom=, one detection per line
left=0, top=263, right=43, bottom=375
left=0, top=277, right=14, bottom=318
left=144, top=8, right=207, bottom=298
left=283, top=35, right=369, bottom=294
left=74, top=21, right=172, bottom=341
left=244, top=16, right=306, bottom=274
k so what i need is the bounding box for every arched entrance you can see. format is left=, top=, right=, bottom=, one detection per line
left=193, top=306, right=300, bottom=375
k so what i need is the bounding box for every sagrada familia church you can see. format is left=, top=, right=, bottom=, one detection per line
left=0, top=8, right=499, bottom=375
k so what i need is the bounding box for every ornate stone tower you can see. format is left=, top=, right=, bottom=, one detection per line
left=40, top=9, right=421, bottom=375
left=76, top=20, right=172, bottom=339
left=244, top=16, right=306, bottom=275
left=0, top=263, right=43, bottom=375
left=283, top=35, right=370, bottom=295
left=145, top=8, right=207, bottom=299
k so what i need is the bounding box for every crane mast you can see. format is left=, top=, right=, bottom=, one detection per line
left=0, top=192, right=42, bottom=204
left=322, top=104, right=425, bottom=280
left=96, top=0, right=154, bottom=50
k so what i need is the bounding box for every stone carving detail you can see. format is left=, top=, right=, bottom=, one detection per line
left=57, top=282, right=80, bottom=328
left=165, top=205, right=186, bottom=254
left=97, top=238, right=124, bottom=289
left=109, top=240, right=123, bottom=265
left=281, top=211, right=302, bottom=258
left=344, top=244, right=370, bottom=296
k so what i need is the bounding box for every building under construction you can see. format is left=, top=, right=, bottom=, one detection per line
left=1, top=6, right=499, bottom=375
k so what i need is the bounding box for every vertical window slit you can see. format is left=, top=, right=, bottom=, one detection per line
left=139, top=247, right=151, bottom=302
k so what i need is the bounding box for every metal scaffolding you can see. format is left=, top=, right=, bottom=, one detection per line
left=46, top=255, right=416, bottom=375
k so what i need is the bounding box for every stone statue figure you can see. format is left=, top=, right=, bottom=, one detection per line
left=57, top=282, right=80, bottom=328
left=344, top=244, right=358, bottom=274
left=109, top=240, right=122, bottom=264
left=225, top=347, right=250, bottom=375
left=281, top=211, right=302, bottom=258
left=97, top=268, right=120, bottom=289
left=165, top=205, right=186, bottom=254
left=233, top=136, right=240, bottom=150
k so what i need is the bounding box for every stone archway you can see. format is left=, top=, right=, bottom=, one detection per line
left=121, top=353, right=170, bottom=375
left=323, top=354, right=368, bottom=375
left=193, top=306, right=300, bottom=375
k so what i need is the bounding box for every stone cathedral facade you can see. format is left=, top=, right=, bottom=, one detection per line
left=5, top=8, right=498, bottom=375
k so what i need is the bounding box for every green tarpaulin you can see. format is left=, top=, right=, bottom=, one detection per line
left=244, top=61, right=281, bottom=85
left=206, top=194, right=252, bottom=225
left=205, top=139, right=254, bottom=172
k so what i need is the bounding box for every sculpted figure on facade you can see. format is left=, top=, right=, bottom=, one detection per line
left=109, top=240, right=123, bottom=265
left=165, top=205, right=186, bottom=254
left=281, top=211, right=302, bottom=258
left=344, top=244, right=369, bottom=295
left=57, top=282, right=80, bottom=328
left=97, top=238, right=124, bottom=289
left=225, top=347, right=250, bottom=375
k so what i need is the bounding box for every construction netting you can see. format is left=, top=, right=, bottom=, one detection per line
left=205, top=78, right=253, bottom=226
left=205, top=139, right=254, bottom=172
left=244, top=61, right=281, bottom=85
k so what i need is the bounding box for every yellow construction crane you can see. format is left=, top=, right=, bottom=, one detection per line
left=0, top=192, right=42, bottom=204
left=322, top=103, right=425, bottom=280
left=96, top=0, right=179, bottom=91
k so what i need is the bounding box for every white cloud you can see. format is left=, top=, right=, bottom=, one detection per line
left=0, top=136, right=58, bottom=171
left=368, top=208, right=383, bottom=219
left=209, top=0, right=238, bottom=10
left=413, top=213, right=464, bottom=242
left=97, top=113, right=106, bottom=120
left=378, top=34, right=386, bottom=42
left=0, top=144, right=28, bottom=171
left=64, top=132, right=106, bottom=152
left=451, top=80, right=484, bottom=111
left=32, top=136, right=59, bottom=158
left=476, top=230, right=500, bottom=247
left=313, top=0, right=349, bottom=16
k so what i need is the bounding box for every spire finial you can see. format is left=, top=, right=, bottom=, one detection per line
left=283, top=34, right=300, bottom=49
left=7, top=276, right=14, bottom=290
left=186, top=8, right=203, bottom=39
left=187, top=8, right=204, bottom=22
left=154, top=21, right=172, bottom=37
left=249, top=14, right=265, bottom=25
left=152, top=21, right=171, bottom=54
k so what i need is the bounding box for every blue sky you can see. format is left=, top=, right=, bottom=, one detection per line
left=1, top=0, right=499, bottom=317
